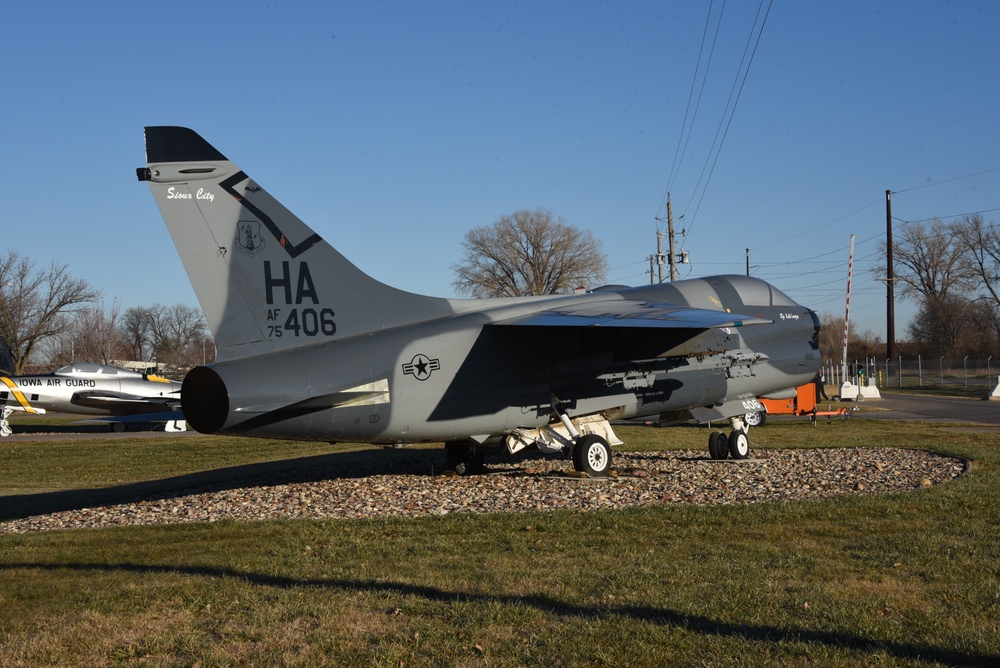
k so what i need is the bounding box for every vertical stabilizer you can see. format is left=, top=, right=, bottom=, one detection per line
left=139, top=127, right=453, bottom=360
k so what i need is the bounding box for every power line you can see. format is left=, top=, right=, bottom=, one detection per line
left=679, top=0, right=773, bottom=246
left=659, top=0, right=720, bottom=217
left=891, top=165, right=1000, bottom=195
left=893, top=206, right=1000, bottom=226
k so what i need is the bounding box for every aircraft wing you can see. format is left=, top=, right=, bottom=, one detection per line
left=491, top=299, right=772, bottom=329
left=71, top=392, right=181, bottom=415
left=82, top=409, right=185, bottom=424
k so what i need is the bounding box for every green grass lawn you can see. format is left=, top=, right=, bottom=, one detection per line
left=1, top=420, right=998, bottom=666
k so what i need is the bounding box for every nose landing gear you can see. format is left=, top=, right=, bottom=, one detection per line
left=708, top=415, right=751, bottom=460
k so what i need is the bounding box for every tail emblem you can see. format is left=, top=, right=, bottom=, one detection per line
left=235, top=220, right=266, bottom=256
left=220, top=172, right=320, bottom=259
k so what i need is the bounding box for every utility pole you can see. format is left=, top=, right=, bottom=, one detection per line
left=746, top=248, right=750, bottom=276
left=666, top=193, right=678, bottom=281
left=655, top=231, right=664, bottom=283
left=655, top=193, right=683, bottom=282
left=885, top=190, right=896, bottom=360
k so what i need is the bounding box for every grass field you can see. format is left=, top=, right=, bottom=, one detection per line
left=1, top=419, right=998, bottom=666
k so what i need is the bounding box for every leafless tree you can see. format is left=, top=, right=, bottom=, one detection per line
left=818, top=311, right=881, bottom=362
left=150, top=303, right=209, bottom=369
left=906, top=295, right=976, bottom=357
left=954, top=214, right=1000, bottom=307
left=452, top=208, right=608, bottom=298
left=41, top=300, right=130, bottom=367
left=73, top=300, right=130, bottom=365
left=121, top=306, right=158, bottom=364
left=0, top=250, right=100, bottom=374
left=875, top=218, right=974, bottom=302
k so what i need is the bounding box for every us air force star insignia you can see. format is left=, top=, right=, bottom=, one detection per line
left=402, top=354, right=440, bottom=381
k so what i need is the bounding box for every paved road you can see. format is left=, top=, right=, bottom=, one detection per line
left=852, top=392, right=1000, bottom=425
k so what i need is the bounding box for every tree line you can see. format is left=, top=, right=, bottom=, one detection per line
left=0, top=250, right=211, bottom=376
left=795, top=215, right=1000, bottom=364
left=873, top=214, right=1000, bottom=358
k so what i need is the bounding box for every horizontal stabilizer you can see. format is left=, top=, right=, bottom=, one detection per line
left=71, top=392, right=179, bottom=415
left=234, top=380, right=391, bottom=416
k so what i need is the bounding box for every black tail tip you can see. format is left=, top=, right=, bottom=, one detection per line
left=144, top=126, right=227, bottom=164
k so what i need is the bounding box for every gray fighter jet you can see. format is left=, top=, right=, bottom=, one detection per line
left=0, top=363, right=184, bottom=436
left=137, top=127, right=820, bottom=476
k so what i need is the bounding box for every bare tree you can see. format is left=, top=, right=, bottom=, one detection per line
left=0, top=251, right=100, bottom=374
left=72, top=300, right=130, bottom=365
left=452, top=208, right=608, bottom=298
left=955, top=214, right=1000, bottom=307
left=875, top=218, right=974, bottom=302
left=151, top=303, right=209, bottom=369
left=906, top=295, right=975, bottom=357
left=121, top=306, right=158, bottom=364
left=818, top=311, right=881, bottom=362
left=40, top=301, right=130, bottom=367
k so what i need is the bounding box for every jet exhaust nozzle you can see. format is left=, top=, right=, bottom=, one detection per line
left=181, top=366, right=229, bottom=434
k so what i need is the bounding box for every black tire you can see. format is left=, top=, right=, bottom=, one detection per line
left=445, top=442, right=486, bottom=475
left=708, top=431, right=728, bottom=460
left=573, top=434, right=612, bottom=477
left=728, top=429, right=750, bottom=460
left=744, top=410, right=767, bottom=427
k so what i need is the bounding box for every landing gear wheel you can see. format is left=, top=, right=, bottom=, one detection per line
left=743, top=410, right=767, bottom=427
left=728, top=429, right=750, bottom=460
left=445, top=442, right=486, bottom=475
left=110, top=422, right=127, bottom=433
left=0, top=407, right=12, bottom=438
left=572, top=434, right=611, bottom=477
left=708, top=431, right=728, bottom=460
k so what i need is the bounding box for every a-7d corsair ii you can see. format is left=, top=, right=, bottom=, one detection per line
left=137, top=127, right=820, bottom=476
left=1, top=363, right=184, bottom=437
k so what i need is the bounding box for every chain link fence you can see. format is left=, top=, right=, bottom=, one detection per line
left=821, top=357, right=1000, bottom=390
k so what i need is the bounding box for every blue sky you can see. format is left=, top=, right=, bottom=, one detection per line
left=3, top=1, right=999, bottom=347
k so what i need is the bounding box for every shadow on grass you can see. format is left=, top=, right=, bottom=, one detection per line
left=2, top=561, right=996, bottom=666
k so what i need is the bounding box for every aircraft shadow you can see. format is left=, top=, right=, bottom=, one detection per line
left=0, top=447, right=463, bottom=522
left=1, top=561, right=994, bottom=667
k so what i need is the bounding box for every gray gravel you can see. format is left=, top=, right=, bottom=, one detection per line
left=0, top=447, right=966, bottom=534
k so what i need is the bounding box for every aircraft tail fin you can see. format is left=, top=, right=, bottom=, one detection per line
left=138, top=127, right=453, bottom=360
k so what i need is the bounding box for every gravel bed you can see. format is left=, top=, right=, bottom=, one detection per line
left=0, top=448, right=966, bottom=534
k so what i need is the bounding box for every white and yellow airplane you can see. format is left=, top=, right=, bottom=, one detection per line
left=0, top=363, right=184, bottom=436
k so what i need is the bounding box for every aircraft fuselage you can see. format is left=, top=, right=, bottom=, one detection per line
left=183, top=275, right=820, bottom=444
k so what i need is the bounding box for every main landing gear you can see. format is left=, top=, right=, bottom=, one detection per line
left=571, top=433, right=613, bottom=477
left=445, top=442, right=486, bottom=475
left=0, top=407, right=12, bottom=438
left=494, top=396, right=622, bottom=478
left=708, top=415, right=751, bottom=461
